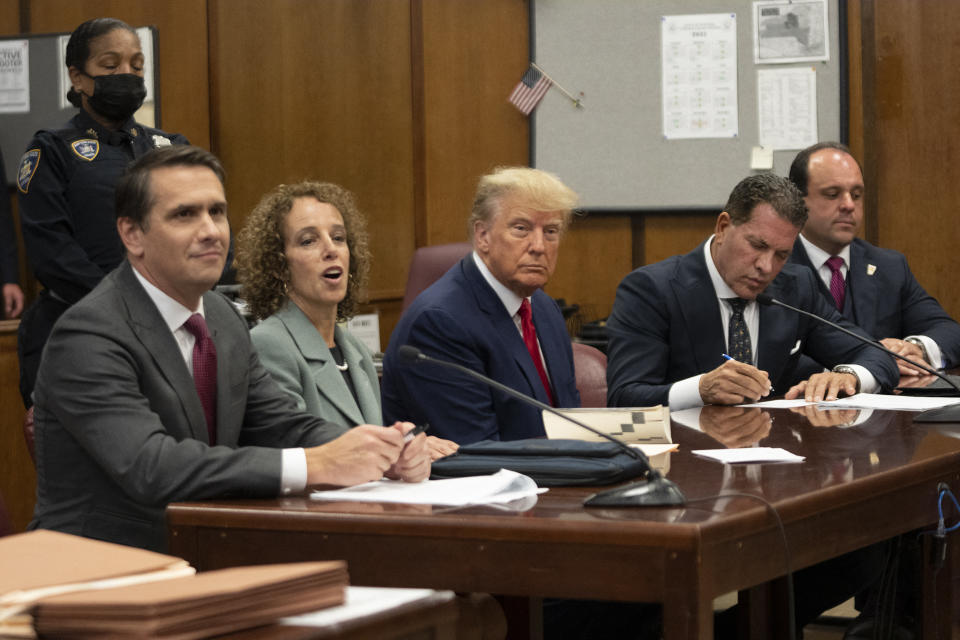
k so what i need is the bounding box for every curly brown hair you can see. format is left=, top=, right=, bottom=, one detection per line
left=235, top=181, right=371, bottom=322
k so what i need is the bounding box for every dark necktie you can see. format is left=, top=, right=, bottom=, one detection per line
left=518, top=299, right=555, bottom=405
left=826, top=255, right=846, bottom=311
left=183, top=313, right=217, bottom=444
left=727, top=298, right=752, bottom=364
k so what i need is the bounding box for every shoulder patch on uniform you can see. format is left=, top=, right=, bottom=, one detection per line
left=17, top=149, right=40, bottom=194
left=151, top=134, right=172, bottom=148
left=70, top=139, right=100, bottom=161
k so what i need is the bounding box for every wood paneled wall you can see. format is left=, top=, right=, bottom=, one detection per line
left=0, top=323, right=34, bottom=533
left=208, top=0, right=416, bottom=302
left=859, top=0, right=960, bottom=319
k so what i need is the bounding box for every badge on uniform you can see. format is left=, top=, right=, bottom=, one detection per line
left=70, top=139, right=100, bottom=161
left=17, top=149, right=40, bottom=194
left=152, top=134, right=172, bottom=148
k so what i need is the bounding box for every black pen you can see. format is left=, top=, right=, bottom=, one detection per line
left=403, top=423, right=429, bottom=443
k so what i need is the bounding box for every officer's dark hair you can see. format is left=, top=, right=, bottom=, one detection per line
left=65, top=18, right=138, bottom=108
left=788, top=141, right=861, bottom=196
left=724, top=172, right=807, bottom=229
left=116, top=145, right=225, bottom=230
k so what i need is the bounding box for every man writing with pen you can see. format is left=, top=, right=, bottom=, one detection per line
left=605, top=172, right=898, bottom=412
left=605, top=172, right=899, bottom=637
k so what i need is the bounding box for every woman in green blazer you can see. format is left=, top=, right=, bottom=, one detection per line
left=236, top=181, right=457, bottom=459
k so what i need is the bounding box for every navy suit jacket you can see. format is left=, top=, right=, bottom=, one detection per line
left=381, top=255, right=580, bottom=444
left=606, top=241, right=899, bottom=408
left=790, top=237, right=960, bottom=368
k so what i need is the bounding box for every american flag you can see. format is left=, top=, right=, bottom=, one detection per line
left=508, top=66, right=553, bottom=115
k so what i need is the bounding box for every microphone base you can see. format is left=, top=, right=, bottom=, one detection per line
left=914, top=404, right=960, bottom=423
left=583, top=475, right=686, bottom=507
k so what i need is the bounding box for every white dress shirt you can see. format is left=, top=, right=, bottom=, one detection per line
left=472, top=251, right=551, bottom=380
left=132, top=267, right=306, bottom=494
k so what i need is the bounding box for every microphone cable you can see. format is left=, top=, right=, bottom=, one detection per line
left=683, top=492, right=796, bottom=640
left=917, top=482, right=960, bottom=640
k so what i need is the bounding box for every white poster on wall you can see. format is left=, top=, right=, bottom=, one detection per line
left=661, top=12, right=739, bottom=140
left=0, top=40, right=30, bottom=114
left=757, top=66, right=818, bottom=150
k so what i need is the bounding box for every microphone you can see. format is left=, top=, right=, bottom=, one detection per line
left=397, top=345, right=685, bottom=506
left=755, top=293, right=960, bottom=422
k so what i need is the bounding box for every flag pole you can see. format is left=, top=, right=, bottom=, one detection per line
left=530, top=62, right=584, bottom=109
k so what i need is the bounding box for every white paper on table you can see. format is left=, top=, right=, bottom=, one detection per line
left=310, top=469, right=546, bottom=507
left=738, top=398, right=815, bottom=408
left=816, top=393, right=960, bottom=412
left=280, top=586, right=453, bottom=628
left=693, top=447, right=805, bottom=464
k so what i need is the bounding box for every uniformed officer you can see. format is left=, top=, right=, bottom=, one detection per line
left=16, top=17, right=188, bottom=407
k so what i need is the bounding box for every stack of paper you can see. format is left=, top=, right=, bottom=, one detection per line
left=33, top=562, right=347, bottom=639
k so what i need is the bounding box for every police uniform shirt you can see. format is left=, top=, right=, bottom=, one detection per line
left=16, top=107, right=188, bottom=304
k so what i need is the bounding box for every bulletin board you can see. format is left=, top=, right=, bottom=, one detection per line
left=530, top=0, right=845, bottom=209
left=0, top=27, right=159, bottom=185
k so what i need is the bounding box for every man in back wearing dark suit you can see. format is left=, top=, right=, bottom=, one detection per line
left=30, top=145, right=429, bottom=552
left=788, top=141, right=935, bottom=640
left=788, top=141, right=960, bottom=380
left=382, top=166, right=581, bottom=444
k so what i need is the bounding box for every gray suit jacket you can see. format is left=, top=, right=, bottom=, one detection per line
left=251, top=302, right=382, bottom=427
left=30, top=261, right=347, bottom=551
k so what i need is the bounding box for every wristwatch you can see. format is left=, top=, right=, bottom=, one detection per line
left=904, top=337, right=931, bottom=365
left=831, top=365, right=861, bottom=394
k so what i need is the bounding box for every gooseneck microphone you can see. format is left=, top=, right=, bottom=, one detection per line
left=397, top=345, right=685, bottom=506
left=755, top=293, right=960, bottom=422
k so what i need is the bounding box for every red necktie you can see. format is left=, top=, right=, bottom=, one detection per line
left=518, top=299, right=554, bottom=405
left=826, top=256, right=846, bottom=311
left=183, top=313, right=217, bottom=444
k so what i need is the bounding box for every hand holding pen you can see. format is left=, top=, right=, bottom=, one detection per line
left=698, top=353, right=773, bottom=405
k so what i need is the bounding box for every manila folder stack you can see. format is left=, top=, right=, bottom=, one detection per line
left=33, top=561, right=348, bottom=639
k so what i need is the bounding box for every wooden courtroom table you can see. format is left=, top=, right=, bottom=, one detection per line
left=168, top=407, right=960, bottom=640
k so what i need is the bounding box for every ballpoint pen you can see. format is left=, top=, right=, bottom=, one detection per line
left=721, top=354, right=773, bottom=393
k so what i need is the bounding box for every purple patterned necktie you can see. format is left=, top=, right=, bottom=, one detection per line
left=826, top=256, right=846, bottom=311
left=183, top=313, right=217, bottom=444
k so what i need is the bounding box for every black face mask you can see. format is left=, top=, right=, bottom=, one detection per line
left=84, top=73, right=147, bottom=122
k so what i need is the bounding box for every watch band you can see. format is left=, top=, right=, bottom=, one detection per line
left=904, top=337, right=931, bottom=366
left=832, top=365, right=861, bottom=394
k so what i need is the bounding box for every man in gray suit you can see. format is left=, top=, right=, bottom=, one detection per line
left=29, top=146, right=429, bottom=551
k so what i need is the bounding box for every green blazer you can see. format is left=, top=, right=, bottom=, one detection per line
left=251, top=302, right=382, bottom=427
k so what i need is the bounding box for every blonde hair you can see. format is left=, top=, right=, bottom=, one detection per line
left=468, top=166, right=578, bottom=239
